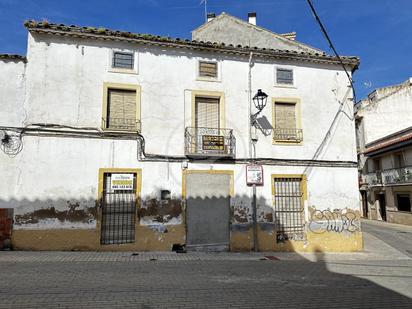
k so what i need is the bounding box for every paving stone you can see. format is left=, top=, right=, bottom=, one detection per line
left=0, top=251, right=411, bottom=308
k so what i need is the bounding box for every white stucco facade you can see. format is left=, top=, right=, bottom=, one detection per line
left=0, top=21, right=361, bottom=251
left=356, top=79, right=412, bottom=146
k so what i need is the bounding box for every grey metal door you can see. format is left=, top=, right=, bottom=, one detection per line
left=186, top=173, right=231, bottom=251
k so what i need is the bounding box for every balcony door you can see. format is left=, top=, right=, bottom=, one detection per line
left=194, top=97, right=220, bottom=153
left=195, top=97, right=220, bottom=129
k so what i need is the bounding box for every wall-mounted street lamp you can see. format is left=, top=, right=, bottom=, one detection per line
left=252, top=89, right=268, bottom=114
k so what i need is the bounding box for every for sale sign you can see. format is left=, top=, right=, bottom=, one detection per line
left=246, top=165, right=264, bottom=186
left=202, top=135, right=225, bottom=151
left=111, top=174, right=134, bottom=190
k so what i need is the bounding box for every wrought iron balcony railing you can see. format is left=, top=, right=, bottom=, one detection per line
left=273, top=128, right=303, bottom=142
left=103, top=118, right=141, bottom=132
left=365, top=165, right=412, bottom=186
left=185, top=127, right=236, bottom=158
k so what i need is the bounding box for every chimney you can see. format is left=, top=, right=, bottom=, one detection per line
left=248, top=12, right=256, bottom=25
left=207, top=13, right=216, bottom=22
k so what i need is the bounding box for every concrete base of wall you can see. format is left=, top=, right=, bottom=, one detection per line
left=12, top=225, right=186, bottom=251
left=386, top=210, right=412, bottom=226
left=12, top=225, right=363, bottom=252
left=230, top=226, right=363, bottom=252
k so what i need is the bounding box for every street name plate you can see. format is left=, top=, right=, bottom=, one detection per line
left=246, top=165, right=264, bottom=186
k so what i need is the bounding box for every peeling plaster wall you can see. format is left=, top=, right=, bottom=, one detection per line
left=0, top=31, right=361, bottom=251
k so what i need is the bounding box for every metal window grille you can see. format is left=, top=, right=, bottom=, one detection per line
left=276, top=68, right=294, bottom=85
left=273, top=177, right=305, bottom=242
left=112, top=52, right=134, bottom=69
left=273, top=128, right=303, bottom=142
left=100, top=173, right=136, bottom=245
left=199, top=61, right=218, bottom=78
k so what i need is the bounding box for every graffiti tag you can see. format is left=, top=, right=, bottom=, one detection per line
left=308, top=209, right=359, bottom=234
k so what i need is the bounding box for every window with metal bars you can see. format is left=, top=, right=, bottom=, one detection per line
left=276, top=68, right=294, bottom=85
left=112, top=52, right=134, bottom=69
left=199, top=61, right=218, bottom=78
left=273, top=176, right=305, bottom=242
left=100, top=173, right=137, bottom=245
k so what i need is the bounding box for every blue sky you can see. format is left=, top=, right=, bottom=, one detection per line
left=1, top=0, right=411, bottom=99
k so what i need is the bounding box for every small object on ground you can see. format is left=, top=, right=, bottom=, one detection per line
left=263, top=256, right=280, bottom=261
left=131, top=253, right=139, bottom=256
left=172, top=243, right=187, bottom=253
left=149, top=257, right=157, bottom=261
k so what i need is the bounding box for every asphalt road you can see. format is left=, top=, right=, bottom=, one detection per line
left=362, top=219, right=412, bottom=257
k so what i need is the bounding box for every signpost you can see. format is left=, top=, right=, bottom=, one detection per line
left=246, top=164, right=263, bottom=252
left=246, top=164, right=264, bottom=186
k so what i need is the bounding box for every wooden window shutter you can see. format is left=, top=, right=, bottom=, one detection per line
left=107, top=89, right=136, bottom=130
left=195, top=97, right=220, bottom=128
left=275, top=103, right=296, bottom=129
left=199, top=61, right=218, bottom=78
left=277, top=68, right=294, bottom=84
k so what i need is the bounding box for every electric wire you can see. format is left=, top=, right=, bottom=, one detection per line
left=306, top=0, right=357, bottom=103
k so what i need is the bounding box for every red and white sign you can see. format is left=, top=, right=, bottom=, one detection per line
left=246, top=165, right=264, bottom=186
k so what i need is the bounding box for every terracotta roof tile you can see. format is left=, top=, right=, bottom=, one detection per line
left=0, top=54, right=27, bottom=62
left=365, top=132, right=412, bottom=155
left=23, top=20, right=360, bottom=68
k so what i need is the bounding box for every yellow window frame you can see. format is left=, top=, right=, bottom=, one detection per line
left=102, top=82, right=141, bottom=132
left=272, top=97, right=302, bottom=145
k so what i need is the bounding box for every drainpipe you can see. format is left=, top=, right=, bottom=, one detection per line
left=248, top=52, right=253, bottom=158
left=248, top=52, right=258, bottom=252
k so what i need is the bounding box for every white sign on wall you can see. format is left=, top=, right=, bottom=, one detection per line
left=111, top=174, right=134, bottom=190
left=246, top=165, right=264, bottom=186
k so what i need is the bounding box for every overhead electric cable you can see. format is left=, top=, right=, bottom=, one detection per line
left=306, top=0, right=357, bottom=103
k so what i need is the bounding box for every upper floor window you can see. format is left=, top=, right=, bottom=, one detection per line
left=102, top=83, right=141, bottom=132
left=112, top=52, right=134, bottom=69
left=276, top=68, right=294, bottom=86
left=272, top=98, right=302, bottom=144
left=393, top=152, right=405, bottom=168
left=198, top=61, right=218, bottom=79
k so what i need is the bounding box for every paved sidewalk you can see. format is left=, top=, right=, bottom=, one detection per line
left=0, top=230, right=410, bottom=263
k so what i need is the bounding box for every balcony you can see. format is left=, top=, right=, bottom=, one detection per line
left=365, top=166, right=412, bottom=186
left=273, top=128, right=303, bottom=143
left=103, top=118, right=141, bottom=132
left=184, top=127, right=235, bottom=158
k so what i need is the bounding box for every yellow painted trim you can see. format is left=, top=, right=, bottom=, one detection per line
left=272, top=97, right=302, bottom=145
left=182, top=169, right=234, bottom=199
left=98, top=168, right=142, bottom=200
left=102, top=82, right=141, bottom=132
left=97, top=168, right=142, bottom=244
left=271, top=173, right=308, bottom=205
left=190, top=90, right=225, bottom=128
